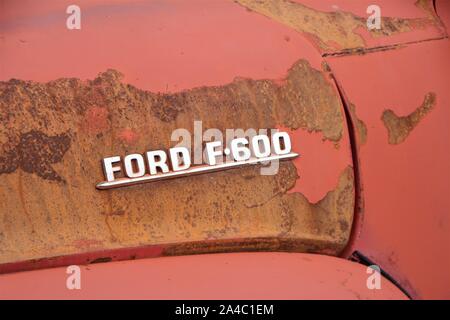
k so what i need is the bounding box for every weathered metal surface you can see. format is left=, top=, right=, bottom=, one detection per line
left=1, top=0, right=447, bottom=300
left=382, top=92, right=436, bottom=145
left=236, top=0, right=445, bottom=55
left=327, top=40, right=450, bottom=299
left=0, top=0, right=325, bottom=90
left=0, top=63, right=354, bottom=266
left=0, top=1, right=355, bottom=271
left=0, top=252, right=407, bottom=299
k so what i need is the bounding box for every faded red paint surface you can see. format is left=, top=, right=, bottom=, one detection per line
left=0, top=0, right=323, bottom=90
left=327, top=40, right=450, bottom=299
left=283, top=128, right=352, bottom=203
left=0, top=252, right=407, bottom=299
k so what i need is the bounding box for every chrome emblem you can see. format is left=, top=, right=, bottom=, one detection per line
left=96, top=131, right=299, bottom=190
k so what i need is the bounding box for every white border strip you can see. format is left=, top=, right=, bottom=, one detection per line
left=96, top=152, right=299, bottom=190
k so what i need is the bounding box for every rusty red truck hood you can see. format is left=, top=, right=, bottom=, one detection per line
left=0, top=0, right=449, bottom=300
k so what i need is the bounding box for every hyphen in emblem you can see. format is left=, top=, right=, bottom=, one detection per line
left=96, top=131, right=299, bottom=190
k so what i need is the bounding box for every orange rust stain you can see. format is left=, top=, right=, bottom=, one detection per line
left=348, top=103, right=368, bottom=146
left=17, top=170, right=35, bottom=234
left=71, top=239, right=104, bottom=250
left=382, top=92, right=436, bottom=145
left=234, top=0, right=441, bottom=52
left=415, top=0, right=441, bottom=20
left=83, top=106, right=109, bottom=134
left=101, top=210, right=126, bottom=217
left=117, top=129, right=139, bottom=145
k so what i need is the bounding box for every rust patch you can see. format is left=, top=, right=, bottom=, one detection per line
left=382, top=92, right=436, bottom=145
left=322, top=43, right=407, bottom=58
left=0, top=130, right=71, bottom=182
left=83, top=106, right=109, bottom=134
left=0, top=59, right=353, bottom=266
left=348, top=103, right=368, bottom=146
left=0, top=59, right=344, bottom=145
left=415, top=0, right=440, bottom=21
left=117, top=129, right=139, bottom=145
left=71, top=239, right=103, bottom=250
left=321, top=61, right=331, bottom=73
left=164, top=166, right=354, bottom=256
left=234, top=0, right=441, bottom=52
left=101, top=210, right=126, bottom=217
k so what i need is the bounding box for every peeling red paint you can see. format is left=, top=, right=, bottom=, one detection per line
left=327, top=39, right=450, bottom=299
left=0, top=0, right=323, bottom=90
left=282, top=128, right=352, bottom=203
left=235, top=0, right=445, bottom=54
